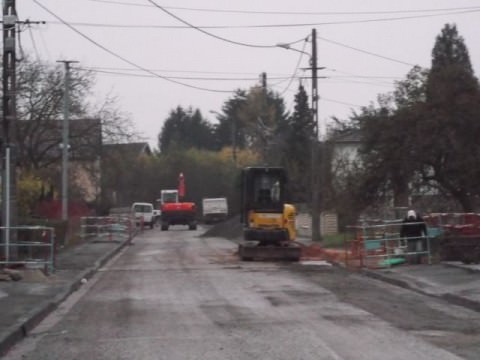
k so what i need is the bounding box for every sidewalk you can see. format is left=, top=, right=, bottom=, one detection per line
left=1, top=235, right=480, bottom=356
left=296, top=235, right=480, bottom=312
left=363, top=262, right=480, bottom=312
left=0, top=236, right=131, bottom=356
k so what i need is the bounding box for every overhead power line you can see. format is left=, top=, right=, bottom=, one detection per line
left=321, top=97, right=363, bottom=108
left=32, top=0, right=234, bottom=93
left=84, top=67, right=399, bottom=88
left=279, top=38, right=309, bottom=95
left=42, top=8, right=480, bottom=29
left=323, top=78, right=393, bottom=88
left=84, top=66, right=403, bottom=80
left=77, top=67, right=292, bottom=81
left=86, top=66, right=285, bottom=76
left=26, top=23, right=41, bottom=61
left=146, top=0, right=278, bottom=48
left=85, top=0, right=480, bottom=16
left=30, top=3, right=418, bottom=81
left=317, top=35, right=417, bottom=67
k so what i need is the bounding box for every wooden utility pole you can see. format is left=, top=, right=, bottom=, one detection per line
left=310, top=28, right=321, bottom=242
left=261, top=72, right=267, bottom=89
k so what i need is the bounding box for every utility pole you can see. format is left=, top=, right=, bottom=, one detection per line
left=260, top=72, right=269, bottom=163
left=310, top=28, right=321, bottom=242
left=276, top=30, right=323, bottom=241
left=261, top=72, right=267, bottom=90
left=2, top=0, right=18, bottom=259
left=57, top=60, right=78, bottom=221
left=2, top=2, right=45, bottom=261
left=232, top=116, right=237, bottom=167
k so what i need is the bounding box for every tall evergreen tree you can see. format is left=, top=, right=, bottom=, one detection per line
left=288, top=84, right=315, bottom=155
left=394, top=65, right=429, bottom=109
left=355, top=24, right=480, bottom=211
left=213, top=90, right=248, bottom=151
left=213, top=86, right=288, bottom=165
left=427, top=23, right=478, bottom=103
left=281, top=84, right=315, bottom=202
left=417, top=24, right=480, bottom=211
left=158, top=106, right=215, bottom=153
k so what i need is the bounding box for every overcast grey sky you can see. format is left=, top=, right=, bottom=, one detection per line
left=16, top=0, right=480, bottom=149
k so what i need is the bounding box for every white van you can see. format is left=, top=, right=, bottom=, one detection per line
left=202, top=197, right=228, bottom=224
left=131, top=202, right=155, bottom=229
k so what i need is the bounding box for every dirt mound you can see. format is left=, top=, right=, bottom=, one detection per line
left=301, top=244, right=323, bottom=259
left=201, top=215, right=243, bottom=240
left=301, top=244, right=347, bottom=263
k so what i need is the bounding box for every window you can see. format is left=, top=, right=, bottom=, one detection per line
left=253, top=174, right=281, bottom=204
left=134, top=204, right=153, bottom=213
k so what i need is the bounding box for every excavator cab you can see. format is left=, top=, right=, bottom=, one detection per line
left=241, top=167, right=284, bottom=217
left=239, top=167, right=300, bottom=261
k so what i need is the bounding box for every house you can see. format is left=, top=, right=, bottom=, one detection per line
left=330, top=129, right=363, bottom=176
left=329, top=129, right=452, bottom=217
left=13, top=117, right=156, bottom=217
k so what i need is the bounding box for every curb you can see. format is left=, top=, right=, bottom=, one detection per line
left=361, top=269, right=414, bottom=291
left=361, top=268, right=480, bottom=313
left=441, top=293, right=480, bottom=312
left=442, top=261, right=480, bottom=274
left=0, top=237, right=130, bottom=356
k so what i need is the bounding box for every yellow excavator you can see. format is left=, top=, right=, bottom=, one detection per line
left=238, top=166, right=301, bottom=261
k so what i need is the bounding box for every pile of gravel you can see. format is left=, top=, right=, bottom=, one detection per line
left=201, top=215, right=243, bottom=240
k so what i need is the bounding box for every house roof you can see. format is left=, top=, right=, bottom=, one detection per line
left=102, top=142, right=152, bottom=159
left=330, top=129, right=363, bottom=144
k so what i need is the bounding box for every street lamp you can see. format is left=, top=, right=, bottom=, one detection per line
left=57, top=60, right=78, bottom=221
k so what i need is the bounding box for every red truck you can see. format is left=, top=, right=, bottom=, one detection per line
left=159, top=189, right=197, bottom=231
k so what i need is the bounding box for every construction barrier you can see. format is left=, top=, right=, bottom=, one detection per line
left=424, top=213, right=480, bottom=264
left=0, top=226, right=55, bottom=274
left=344, top=220, right=431, bottom=269
left=80, top=215, right=137, bottom=243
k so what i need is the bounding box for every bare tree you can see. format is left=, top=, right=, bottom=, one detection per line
left=11, top=58, right=140, bottom=170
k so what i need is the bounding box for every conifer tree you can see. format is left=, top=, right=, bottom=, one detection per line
left=282, top=84, right=315, bottom=202
left=418, top=24, right=480, bottom=211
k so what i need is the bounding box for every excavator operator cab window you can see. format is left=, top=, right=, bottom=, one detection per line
left=162, top=193, right=177, bottom=203
left=254, top=174, right=282, bottom=206
left=257, top=189, right=272, bottom=204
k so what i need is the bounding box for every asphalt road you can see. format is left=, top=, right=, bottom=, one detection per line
left=4, top=226, right=479, bottom=359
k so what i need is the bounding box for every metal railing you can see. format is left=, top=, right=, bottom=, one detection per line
left=0, top=226, right=55, bottom=274
left=345, top=220, right=431, bottom=269
left=80, top=215, right=138, bottom=243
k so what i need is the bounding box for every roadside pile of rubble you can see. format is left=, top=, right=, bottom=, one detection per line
left=201, top=215, right=243, bottom=240
left=0, top=269, right=22, bottom=281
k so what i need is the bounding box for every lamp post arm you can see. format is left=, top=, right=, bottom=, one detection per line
left=276, top=43, right=311, bottom=58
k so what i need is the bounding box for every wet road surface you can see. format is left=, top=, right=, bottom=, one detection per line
left=5, top=226, right=477, bottom=359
